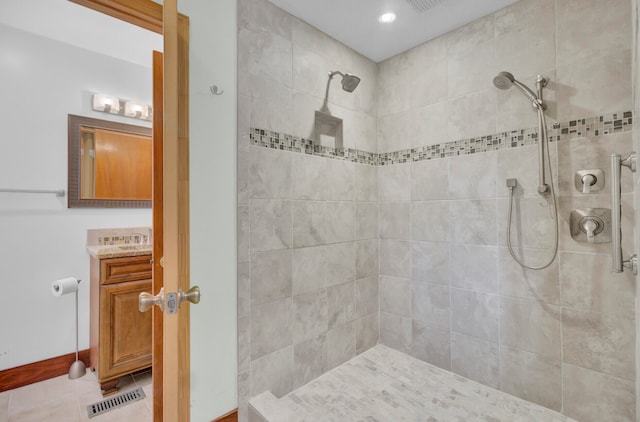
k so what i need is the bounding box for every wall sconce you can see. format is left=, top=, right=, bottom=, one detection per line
left=92, top=93, right=152, bottom=122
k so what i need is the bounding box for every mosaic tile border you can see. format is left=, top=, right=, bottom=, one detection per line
left=249, top=111, right=632, bottom=166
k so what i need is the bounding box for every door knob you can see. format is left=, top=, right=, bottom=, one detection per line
left=178, top=285, right=201, bottom=306
left=139, top=287, right=165, bottom=312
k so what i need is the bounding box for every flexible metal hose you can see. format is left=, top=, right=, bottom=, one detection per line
left=506, top=107, right=558, bottom=270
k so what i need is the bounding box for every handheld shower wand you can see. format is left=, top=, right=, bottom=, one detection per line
left=495, top=72, right=558, bottom=270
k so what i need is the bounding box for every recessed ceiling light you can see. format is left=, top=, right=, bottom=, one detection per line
left=378, top=12, right=396, bottom=23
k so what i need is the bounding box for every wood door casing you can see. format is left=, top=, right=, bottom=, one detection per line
left=70, top=1, right=190, bottom=420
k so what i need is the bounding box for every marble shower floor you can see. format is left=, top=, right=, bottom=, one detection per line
left=249, top=345, right=577, bottom=422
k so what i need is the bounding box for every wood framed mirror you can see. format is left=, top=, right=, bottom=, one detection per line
left=68, top=114, right=152, bottom=208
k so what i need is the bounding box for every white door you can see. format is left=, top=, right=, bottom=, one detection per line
left=162, top=0, right=238, bottom=420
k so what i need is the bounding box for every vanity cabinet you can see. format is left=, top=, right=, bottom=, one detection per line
left=89, top=254, right=152, bottom=396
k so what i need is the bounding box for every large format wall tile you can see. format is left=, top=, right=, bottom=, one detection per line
left=380, top=312, right=411, bottom=354
left=380, top=275, right=411, bottom=317
left=411, top=158, right=449, bottom=201
left=559, top=252, right=635, bottom=316
left=292, top=246, right=325, bottom=295
left=411, top=282, right=450, bottom=329
left=325, top=201, right=355, bottom=244
left=411, top=201, right=449, bottom=242
left=379, top=239, right=411, bottom=278
left=292, top=201, right=326, bottom=247
left=556, top=0, right=631, bottom=67
left=563, top=363, right=635, bottom=422
left=562, top=308, right=635, bottom=381
left=411, top=241, right=450, bottom=285
left=497, top=247, right=560, bottom=305
left=499, top=346, right=562, bottom=411
left=450, top=332, right=499, bottom=389
left=448, top=151, right=497, bottom=199
left=250, top=347, right=294, bottom=398
left=451, top=288, right=499, bottom=342
left=497, top=196, right=557, bottom=250
left=556, top=50, right=631, bottom=122
left=325, top=242, right=356, bottom=287
left=411, top=319, right=451, bottom=370
left=251, top=298, right=293, bottom=360
left=493, top=0, right=555, bottom=79
left=327, top=281, right=355, bottom=329
left=293, top=289, right=328, bottom=345
left=251, top=249, right=292, bottom=306
left=355, top=202, right=378, bottom=240
left=327, top=322, right=356, bottom=370
left=449, top=199, right=497, bottom=245
left=379, top=164, right=411, bottom=202
left=293, top=334, right=327, bottom=390
left=379, top=202, right=410, bottom=239
left=355, top=313, right=379, bottom=354
left=450, top=244, right=498, bottom=293
left=355, top=239, right=378, bottom=279
left=250, top=199, right=293, bottom=252
left=500, top=297, right=561, bottom=361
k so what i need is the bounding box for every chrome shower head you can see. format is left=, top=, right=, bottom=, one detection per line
left=493, top=71, right=541, bottom=106
left=329, top=71, right=361, bottom=92
left=493, top=71, right=515, bottom=90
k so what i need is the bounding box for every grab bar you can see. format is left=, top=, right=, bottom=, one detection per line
left=611, top=152, right=637, bottom=274
left=0, top=188, right=65, bottom=197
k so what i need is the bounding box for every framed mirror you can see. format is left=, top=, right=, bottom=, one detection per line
left=68, top=114, right=152, bottom=208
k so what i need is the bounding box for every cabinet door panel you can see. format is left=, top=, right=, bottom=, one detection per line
left=99, top=279, right=152, bottom=379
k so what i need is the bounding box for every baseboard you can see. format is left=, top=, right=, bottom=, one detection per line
left=0, top=349, right=90, bottom=392
left=212, top=408, right=238, bottom=422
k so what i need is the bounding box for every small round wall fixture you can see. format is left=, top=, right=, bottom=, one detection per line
left=378, top=12, right=396, bottom=23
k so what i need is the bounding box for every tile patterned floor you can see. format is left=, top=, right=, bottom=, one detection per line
left=0, top=369, right=152, bottom=421
left=249, top=345, right=578, bottom=422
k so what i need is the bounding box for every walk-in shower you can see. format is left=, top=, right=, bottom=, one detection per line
left=494, top=71, right=558, bottom=270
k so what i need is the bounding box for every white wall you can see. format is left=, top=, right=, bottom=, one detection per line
left=0, top=23, right=154, bottom=370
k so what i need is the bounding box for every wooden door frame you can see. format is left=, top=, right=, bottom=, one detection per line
left=68, top=1, right=189, bottom=421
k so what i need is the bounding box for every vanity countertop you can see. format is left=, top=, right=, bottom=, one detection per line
left=87, top=244, right=152, bottom=259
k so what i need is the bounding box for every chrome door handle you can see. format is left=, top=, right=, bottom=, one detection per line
left=139, top=287, right=165, bottom=312
left=178, top=285, right=201, bottom=306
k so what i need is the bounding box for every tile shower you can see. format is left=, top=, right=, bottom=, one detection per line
left=237, top=0, right=637, bottom=421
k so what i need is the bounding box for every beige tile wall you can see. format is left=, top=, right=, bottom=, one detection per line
left=237, top=0, right=379, bottom=420
left=376, top=0, right=636, bottom=421
left=238, top=0, right=636, bottom=421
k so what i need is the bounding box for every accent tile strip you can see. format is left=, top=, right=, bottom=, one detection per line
left=249, top=111, right=632, bottom=166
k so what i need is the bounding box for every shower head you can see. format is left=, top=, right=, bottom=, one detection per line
left=493, top=71, right=515, bottom=90
left=329, top=71, right=361, bottom=92
left=493, top=71, right=541, bottom=106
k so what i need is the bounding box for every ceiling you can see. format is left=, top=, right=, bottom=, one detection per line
left=269, top=0, right=520, bottom=63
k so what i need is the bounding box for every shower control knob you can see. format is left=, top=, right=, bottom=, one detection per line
left=575, top=169, right=604, bottom=194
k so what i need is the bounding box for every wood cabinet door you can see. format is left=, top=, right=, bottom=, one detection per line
left=99, top=279, right=153, bottom=380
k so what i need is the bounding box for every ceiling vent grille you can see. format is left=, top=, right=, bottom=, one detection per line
left=405, top=0, right=448, bottom=14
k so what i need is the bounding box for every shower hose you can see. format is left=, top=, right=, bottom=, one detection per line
left=506, top=107, right=559, bottom=270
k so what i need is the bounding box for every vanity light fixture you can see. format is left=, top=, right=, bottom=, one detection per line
left=124, top=101, right=150, bottom=120
left=91, top=93, right=152, bottom=122
left=92, top=93, right=120, bottom=114
left=378, top=12, right=396, bottom=23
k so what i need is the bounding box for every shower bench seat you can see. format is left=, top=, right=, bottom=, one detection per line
left=249, top=345, right=576, bottom=422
